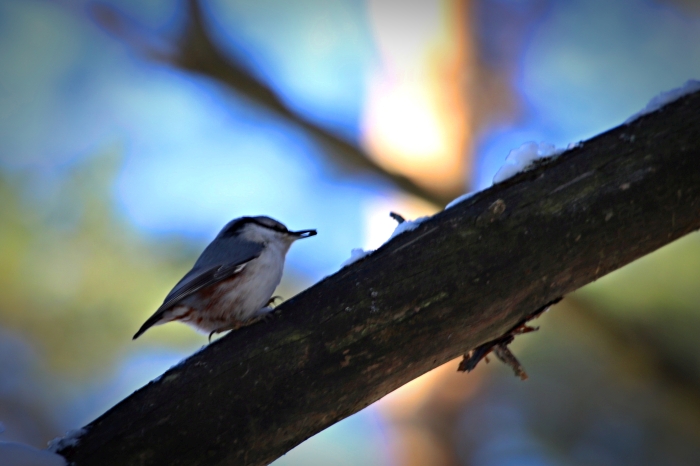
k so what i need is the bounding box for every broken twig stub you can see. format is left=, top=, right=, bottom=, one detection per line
left=458, top=298, right=562, bottom=379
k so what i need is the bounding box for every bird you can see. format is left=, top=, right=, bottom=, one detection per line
left=133, top=216, right=316, bottom=340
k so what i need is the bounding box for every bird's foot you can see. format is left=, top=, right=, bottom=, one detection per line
left=208, top=320, right=245, bottom=342
left=207, top=309, right=275, bottom=342
left=266, top=296, right=283, bottom=307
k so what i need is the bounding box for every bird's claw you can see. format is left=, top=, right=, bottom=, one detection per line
left=266, top=296, right=283, bottom=307
left=208, top=320, right=244, bottom=342
left=207, top=309, right=276, bottom=343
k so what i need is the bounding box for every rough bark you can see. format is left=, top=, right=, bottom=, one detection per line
left=59, top=91, right=700, bottom=465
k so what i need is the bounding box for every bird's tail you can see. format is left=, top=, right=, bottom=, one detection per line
left=132, top=311, right=166, bottom=340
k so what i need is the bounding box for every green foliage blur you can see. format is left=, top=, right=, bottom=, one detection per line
left=0, top=150, right=204, bottom=377
left=577, top=231, right=700, bottom=387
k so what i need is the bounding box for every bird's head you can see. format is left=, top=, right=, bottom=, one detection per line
left=219, top=216, right=316, bottom=248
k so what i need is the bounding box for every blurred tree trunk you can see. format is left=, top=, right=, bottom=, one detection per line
left=58, top=91, right=700, bottom=465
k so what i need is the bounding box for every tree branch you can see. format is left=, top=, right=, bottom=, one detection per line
left=89, top=0, right=456, bottom=205
left=59, top=91, right=700, bottom=465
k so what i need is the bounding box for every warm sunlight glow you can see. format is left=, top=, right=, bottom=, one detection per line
left=363, top=0, right=472, bottom=195
left=377, top=359, right=484, bottom=466
left=361, top=196, right=437, bottom=250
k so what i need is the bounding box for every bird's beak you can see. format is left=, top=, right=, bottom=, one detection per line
left=290, top=229, right=317, bottom=239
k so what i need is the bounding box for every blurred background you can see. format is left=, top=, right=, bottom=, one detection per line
left=1, top=0, right=700, bottom=464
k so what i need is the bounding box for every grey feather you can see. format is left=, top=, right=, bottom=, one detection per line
left=161, top=237, right=263, bottom=310
left=132, top=236, right=263, bottom=339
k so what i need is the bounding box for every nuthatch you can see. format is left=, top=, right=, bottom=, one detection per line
left=133, top=216, right=316, bottom=339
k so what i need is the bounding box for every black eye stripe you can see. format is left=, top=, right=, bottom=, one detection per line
left=251, top=220, right=284, bottom=231
left=251, top=219, right=287, bottom=233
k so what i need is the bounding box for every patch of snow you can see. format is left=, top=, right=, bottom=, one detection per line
left=626, top=79, right=700, bottom=123
left=493, top=142, right=563, bottom=184
left=445, top=192, right=476, bottom=209
left=0, top=441, right=66, bottom=466
left=387, top=216, right=430, bottom=241
left=47, top=428, right=86, bottom=453
left=340, top=216, right=431, bottom=269
left=341, top=248, right=373, bottom=268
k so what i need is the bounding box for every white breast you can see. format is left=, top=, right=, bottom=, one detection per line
left=220, top=241, right=287, bottom=320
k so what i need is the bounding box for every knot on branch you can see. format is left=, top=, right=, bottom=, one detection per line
left=476, top=199, right=507, bottom=226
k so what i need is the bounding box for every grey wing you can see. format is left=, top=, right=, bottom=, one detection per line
left=132, top=239, right=263, bottom=339
left=159, top=238, right=264, bottom=312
